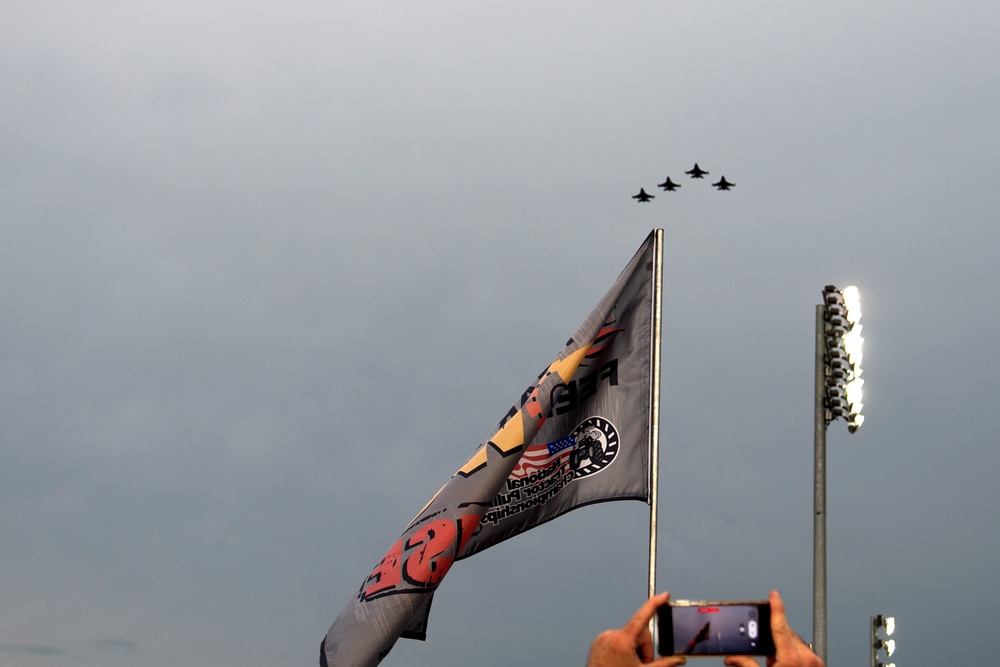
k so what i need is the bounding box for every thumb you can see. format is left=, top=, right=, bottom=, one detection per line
left=647, top=657, right=687, bottom=667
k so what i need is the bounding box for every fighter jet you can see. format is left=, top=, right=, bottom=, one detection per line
left=632, top=188, right=655, bottom=202
left=657, top=177, right=681, bottom=191
left=685, top=163, right=709, bottom=179
left=712, top=176, right=735, bottom=191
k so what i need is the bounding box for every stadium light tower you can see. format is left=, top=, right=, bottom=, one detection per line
left=870, top=614, right=896, bottom=667
left=812, top=285, right=865, bottom=663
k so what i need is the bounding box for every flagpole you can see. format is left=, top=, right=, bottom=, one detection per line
left=648, top=229, right=663, bottom=605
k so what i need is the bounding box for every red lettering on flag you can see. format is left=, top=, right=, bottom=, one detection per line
left=358, top=539, right=403, bottom=601
left=403, top=519, right=457, bottom=587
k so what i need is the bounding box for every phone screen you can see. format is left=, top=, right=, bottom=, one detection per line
left=658, top=602, right=773, bottom=656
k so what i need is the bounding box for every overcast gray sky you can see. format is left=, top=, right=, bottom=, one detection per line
left=3, top=2, right=999, bottom=666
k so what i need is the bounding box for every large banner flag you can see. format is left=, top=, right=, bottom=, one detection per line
left=321, top=230, right=662, bottom=667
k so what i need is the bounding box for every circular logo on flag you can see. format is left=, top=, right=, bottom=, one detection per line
left=569, top=417, right=619, bottom=478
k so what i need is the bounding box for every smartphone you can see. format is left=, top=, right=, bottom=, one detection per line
left=658, top=600, right=774, bottom=657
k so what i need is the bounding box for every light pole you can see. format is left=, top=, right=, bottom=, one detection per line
left=870, top=614, right=896, bottom=667
left=813, top=285, right=864, bottom=663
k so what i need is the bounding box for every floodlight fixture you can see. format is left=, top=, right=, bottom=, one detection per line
left=875, top=639, right=896, bottom=657
left=820, top=285, right=864, bottom=432
left=873, top=614, right=895, bottom=637
left=870, top=614, right=897, bottom=667
left=847, top=414, right=864, bottom=433
left=813, top=284, right=868, bottom=664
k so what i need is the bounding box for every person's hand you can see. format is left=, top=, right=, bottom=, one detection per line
left=585, top=592, right=688, bottom=667
left=723, top=591, right=823, bottom=667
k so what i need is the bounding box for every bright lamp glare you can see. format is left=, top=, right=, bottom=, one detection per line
left=848, top=414, right=864, bottom=432
left=844, top=326, right=863, bottom=357
left=884, top=639, right=895, bottom=657
left=885, top=617, right=895, bottom=636
left=842, top=285, right=861, bottom=323
left=845, top=377, right=864, bottom=406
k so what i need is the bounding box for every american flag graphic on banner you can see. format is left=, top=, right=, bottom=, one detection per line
left=509, top=436, right=576, bottom=478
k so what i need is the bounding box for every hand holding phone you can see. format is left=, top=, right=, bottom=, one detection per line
left=720, top=591, right=825, bottom=667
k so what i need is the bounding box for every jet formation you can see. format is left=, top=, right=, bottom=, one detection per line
left=633, top=163, right=735, bottom=201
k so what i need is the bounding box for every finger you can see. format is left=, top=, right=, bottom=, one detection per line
left=723, top=657, right=759, bottom=667
left=768, top=590, right=816, bottom=664
left=768, top=590, right=796, bottom=649
left=769, top=590, right=789, bottom=631
left=623, top=592, right=671, bottom=639
left=648, top=656, right=687, bottom=667
left=637, top=628, right=654, bottom=662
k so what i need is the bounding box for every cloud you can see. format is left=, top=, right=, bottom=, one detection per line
left=0, top=639, right=137, bottom=660
left=0, top=644, right=65, bottom=655
left=90, top=638, right=138, bottom=653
